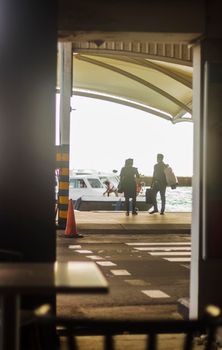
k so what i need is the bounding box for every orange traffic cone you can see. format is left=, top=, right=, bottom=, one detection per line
left=65, top=199, right=83, bottom=238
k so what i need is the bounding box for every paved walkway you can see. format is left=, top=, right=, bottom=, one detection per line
left=74, top=211, right=191, bottom=234
left=58, top=212, right=197, bottom=349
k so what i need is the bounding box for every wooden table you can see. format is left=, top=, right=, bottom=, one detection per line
left=0, top=261, right=108, bottom=350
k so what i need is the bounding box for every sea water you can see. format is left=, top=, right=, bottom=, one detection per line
left=153, top=186, right=192, bottom=212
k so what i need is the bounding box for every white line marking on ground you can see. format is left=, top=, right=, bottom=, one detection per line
left=69, top=245, right=81, bottom=249
left=74, top=250, right=93, bottom=254
left=142, top=290, right=170, bottom=298
left=163, top=258, right=191, bottom=262
left=86, top=255, right=104, bottom=260
left=111, top=270, right=131, bottom=276
left=134, top=247, right=191, bottom=251
left=126, top=242, right=190, bottom=246
left=96, top=261, right=117, bottom=266
left=124, top=279, right=149, bottom=286
left=149, top=252, right=191, bottom=256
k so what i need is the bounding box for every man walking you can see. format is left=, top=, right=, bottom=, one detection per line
left=149, top=153, right=167, bottom=215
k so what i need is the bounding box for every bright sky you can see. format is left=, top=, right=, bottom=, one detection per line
left=56, top=95, right=193, bottom=176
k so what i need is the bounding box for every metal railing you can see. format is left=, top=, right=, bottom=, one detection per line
left=36, top=311, right=222, bottom=350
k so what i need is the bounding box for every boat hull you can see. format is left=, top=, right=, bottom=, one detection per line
left=73, top=196, right=151, bottom=211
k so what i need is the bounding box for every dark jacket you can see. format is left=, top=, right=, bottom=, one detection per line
left=152, top=161, right=167, bottom=188
left=120, top=166, right=139, bottom=197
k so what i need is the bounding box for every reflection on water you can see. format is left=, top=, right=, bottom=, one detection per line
left=147, top=186, right=192, bottom=212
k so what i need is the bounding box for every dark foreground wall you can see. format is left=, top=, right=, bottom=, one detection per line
left=0, top=0, right=57, bottom=262
left=58, top=0, right=206, bottom=38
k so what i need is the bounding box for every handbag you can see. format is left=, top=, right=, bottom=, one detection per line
left=164, top=165, right=178, bottom=189
left=117, top=181, right=123, bottom=193
left=145, top=187, right=155, bottom=204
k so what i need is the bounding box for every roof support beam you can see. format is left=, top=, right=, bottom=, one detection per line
left=130, top=58, right=192, bottom=88
left=76, top=54, right=192, bottom=114
left=73, top=90, right=173, bottom=122
left=79, top=53, right=192, bottom=88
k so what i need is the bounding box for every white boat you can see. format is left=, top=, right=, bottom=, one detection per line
left=68, top=170, right=148, bottom=211
left=69, top=174, right=106, bottom=201
left=70, top=169, right=119, bottom=187
left=96, top=172, right=120, bottom=189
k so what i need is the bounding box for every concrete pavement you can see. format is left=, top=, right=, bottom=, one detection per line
left=73, top=211, right=191, bottom=234
left=57, top=213, right=196, bottom=350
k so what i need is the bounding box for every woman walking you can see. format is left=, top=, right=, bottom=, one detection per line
left=119, top=158, right=140, bottom=216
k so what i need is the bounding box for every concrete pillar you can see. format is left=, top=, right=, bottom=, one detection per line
left=0, top=0, right=56, bottom=262
left=190, top=39, right=222, bottom=318
left=57, top=42, right=73, bottom=228
left=0, top=2, right=57, bottom=348
left=59, top=42, right=73, bottom=145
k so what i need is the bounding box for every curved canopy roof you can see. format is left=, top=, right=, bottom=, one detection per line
left=57, top=42, right=193, bottom=123
left=71, top=53, right=192, bottom=123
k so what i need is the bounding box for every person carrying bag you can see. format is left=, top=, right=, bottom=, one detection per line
left=149, top=153, right=167, bottom=215
left=119, top=158, right=140, bottom=216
